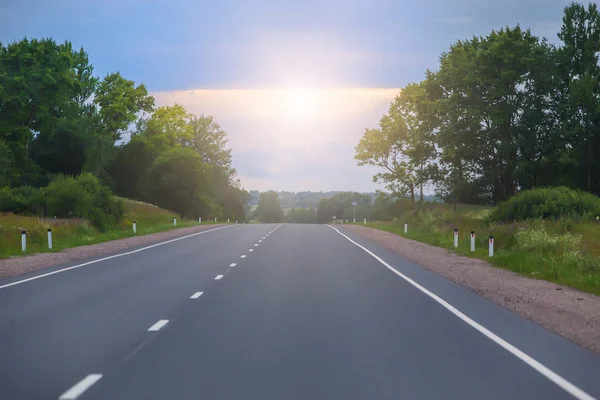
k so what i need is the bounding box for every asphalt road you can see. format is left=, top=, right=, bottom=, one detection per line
left=0, top=223, right=599, bottom=400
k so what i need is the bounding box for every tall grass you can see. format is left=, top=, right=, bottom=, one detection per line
left=0, top=198, right=219, bottom=259
left=364, top=203, right=600, bottom=295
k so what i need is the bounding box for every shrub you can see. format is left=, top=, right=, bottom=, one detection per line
left=0, top=186, right=44, bottom=215
left=45, top=174, right=123, bottom=231
left=490, top=187, right=600, bottom=222
left=514, top=222, right=582, bottom=252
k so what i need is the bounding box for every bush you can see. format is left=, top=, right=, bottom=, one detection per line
left=43, top=174, right=123, bottom=231
left=0, top=186, right=44, bottom=215
left=490, top=187, right=600, bottom=222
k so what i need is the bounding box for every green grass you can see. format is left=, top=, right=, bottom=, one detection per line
left=360, top=203, right=600, bottom=296
left=0, top=198, right=222, bottom=259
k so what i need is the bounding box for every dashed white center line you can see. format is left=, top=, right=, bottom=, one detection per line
left=230, top=263, right=237, bottom=267
left=259, top=240, right=263, bottom=243
left=241, top=255, right=246, bottom=258
left=148, top=320, right=169, bottom=332
left=215, top=275, right=224, bottom=280
left=190, top=292, right=203, bottom=299
left=59, top=374, right=103, bottom=400
left=254, top=244, right=258, bottom=247
left=249, top=249, right=253, bottom=252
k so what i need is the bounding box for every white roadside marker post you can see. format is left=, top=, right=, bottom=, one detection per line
left=236, top=220, right=238, bottom=224
left=21, top=230, right=26, bottom=252
left=173, top=217, right=177, bottom=226
left=489, top=236, right=494, bottom=257
left=47, top=229, right=53, bottom=249
left=199, top=217, right=202, bottom=223
left=215, top=217, right=217, bottom=223
left=364, top=217, right=366, bottom=225
left=470, top=231, right=475, bottom=252
left=404, top=222, right=408, bottom=234
left=133, top=221, right=137, bottom=234
left=346, top=219, right=348, bottom=223
left=227, top=218, right=230, bottom=223
left=454, top=229, right=459, bottom=248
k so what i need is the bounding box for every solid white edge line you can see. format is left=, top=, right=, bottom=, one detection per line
left=326, top=225, right=596, bottom=400
left=214, top=274, right=224, bottom=280
left=229, top=263, right=237, bottom=267
left=58, top=374, right=103, bottom=400
left=0, top=225, right=236, bottom=290
left=147, top=319, right=169, bottom=332
left=190, top=292, right=203, bottom=299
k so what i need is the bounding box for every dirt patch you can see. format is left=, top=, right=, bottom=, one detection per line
left=0, top=225, right=227, bottom=280
left=343, top=225, right=600, bottom=354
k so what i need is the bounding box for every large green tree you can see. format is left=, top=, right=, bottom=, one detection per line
left=149, top=148, right=213, bottom=218
left=557, top=2, right=600, bottom=194
left=255, top=191, right=284, bottom=222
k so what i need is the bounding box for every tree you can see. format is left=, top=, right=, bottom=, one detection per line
left=109, top=136, right=158, bottom=200
left=355, top=84, right=436, bottom=207
left=143, top=104, right=193, bottom=153
left=0, top=38, right=96, bottom=185
left=255, top=191, right=283, bottom=222
left=149, top=148, right=213, bottom=218
left=557, top=2, right=600, bottom=194
left=93, top=72, right=154, bottom=142
left=189, top=115, right=234, bottom=178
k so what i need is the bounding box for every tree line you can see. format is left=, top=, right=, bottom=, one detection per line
left=356, top=2, right=600, bottom=210
left=0, top=37, right=247, bottom=221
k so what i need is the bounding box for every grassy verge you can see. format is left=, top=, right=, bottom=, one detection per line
left=359, top=203, right=600, bottom=296
left=0, top=198, right=221, bottom=259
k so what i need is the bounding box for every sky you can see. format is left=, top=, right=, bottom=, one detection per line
left=0, top=0, right=574, bottom=192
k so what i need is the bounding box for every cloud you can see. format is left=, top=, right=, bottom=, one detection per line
left=151, top=87, right=399, bottom=192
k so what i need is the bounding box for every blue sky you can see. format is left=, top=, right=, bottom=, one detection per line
left=0, top=0, right=573, bottom=192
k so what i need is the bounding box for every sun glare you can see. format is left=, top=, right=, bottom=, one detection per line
left=281, top=87, right=318, bottom=120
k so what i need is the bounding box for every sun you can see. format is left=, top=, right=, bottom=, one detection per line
left=281, top=87, right=318, bottom=120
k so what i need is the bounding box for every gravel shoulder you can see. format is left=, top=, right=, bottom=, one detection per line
left=0, top=224, right=227, bottom=280
left=343, top=224, right=600, bottom=354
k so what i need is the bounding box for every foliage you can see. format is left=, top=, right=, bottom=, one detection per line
left=490, top=187, right=600, bottom=222
left=255, top=191, right=284, bottom=222
left=365, top=202, right=600, bottom=295
left=284, top=208, right=318, bottom=223
left=44, top=173, right=123, bottom=230
left=316, top=192, right=372, bottom=223
left=148, top=148, right=213, bottom=218
left=0, top=198, right=217, bottom=259
left=356, top=3, right=600, bottom=207
left=0, top=37, right=247, bottom=224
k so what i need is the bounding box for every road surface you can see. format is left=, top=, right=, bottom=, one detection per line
left=0, top=224, right=599, bottom=400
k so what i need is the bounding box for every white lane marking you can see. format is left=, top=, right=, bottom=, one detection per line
left=326, top=225, right=596, bottom=400
left=0, top=225, right=235, bottom=291
left=229, top=263, right=237, bottom=267
left=190, top=292, right=203, bottom=299
left=249, top=249, right=254, bottom=252
left=59, top=374, right=103, bottom=400
left=215, top=274, right=224, bottom=280
left=262, top=237, right=266, bottom=239
left=240, top=255, right=246, bottom=258
left=259, top=240, right=263, bottom=243
left=254, top=244, right=258, bottom=247
left=148, top=319, right=169, bottom=332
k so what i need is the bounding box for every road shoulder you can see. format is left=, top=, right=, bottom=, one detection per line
left=342, top=224, right=600, bottom=354
left=0, top=224, right=228, bottom=280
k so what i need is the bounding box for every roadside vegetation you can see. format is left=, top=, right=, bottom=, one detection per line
left=0, top=35, right=247, bottom=255
left=0, top=197, right=218, bottom=259
left=361, top=187, right=600, bottom=296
